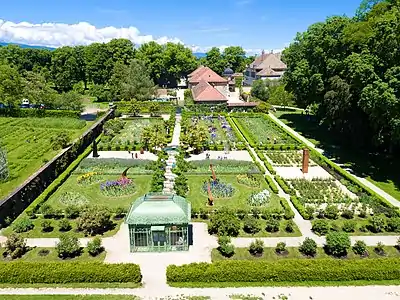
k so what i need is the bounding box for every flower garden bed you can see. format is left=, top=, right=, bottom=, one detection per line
left=232, top=114, right=298, bottom=148
left=264, top=150, right=317, bottom=167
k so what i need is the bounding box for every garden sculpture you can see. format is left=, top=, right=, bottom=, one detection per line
left=121, top=167, right=131, bottom=178
left=207, top=181, right=214, bottom=206
left=210, top=163, right=217, bottom=181
left=92, top=140, right=99, bottom=157
left=302, top=149, right=309, bottom=174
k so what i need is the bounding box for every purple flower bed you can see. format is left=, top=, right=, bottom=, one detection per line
left=100, top=177, right=135, bottom=196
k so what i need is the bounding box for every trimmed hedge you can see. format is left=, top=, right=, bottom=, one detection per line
left=167, top=259, right=400, bottom=283
left=0, top=109, right=81, bottom=118
left=115, top=101, right=174, bottom=113
left=226, top=116, right=246, bottom=143
left=279, top=197, right=295, bottom=219
left=290, top=196, right=309, bottom=219
left=25, top=137, right=100, bottom=215
left=231, top=117, right=257, bottom=147
left=0, top=262, right=141, bottom=284
left=275, top=176, right=294, bottom=195
left=264, top=175, right=279, bottom=193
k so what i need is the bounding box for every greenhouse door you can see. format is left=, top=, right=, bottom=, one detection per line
left=151, top=226, right=167, bottom=251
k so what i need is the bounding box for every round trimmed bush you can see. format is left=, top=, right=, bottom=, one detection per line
left=325, top=232, right=351, bottom=257
left=352, top=240, right=367, bottom=256
left=312, top=219, right=330, bottom=235
left=243, top=216, right=261, bottom=234
left=12, top=217, right=34, bottom=233
left=342, top=220, right=356, bottom=233
left=299, top=238, right=317, bottom=257
left=265, top=218, right=280, bottom=232
left=249, top=239, right=264, bottom=256
left=324, top=205, right=339, bottom=220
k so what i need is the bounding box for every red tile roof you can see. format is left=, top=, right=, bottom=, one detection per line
left=189, top=66, right=228, bottom=84
left=227, top=102, right=258, bottom=107
left=192, top=80, right=228, bottom=102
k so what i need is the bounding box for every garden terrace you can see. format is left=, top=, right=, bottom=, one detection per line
left=99, top=117, right=165, bottom=150
left=264, top=150, right=317, bottom=167
left=189, top=115, right=243, bottom=147
left=232, top=114, right=299, bottom=148
left=0, top=117, right=94, bottom=199
left=186, top=159, right=261, bottom=174
left=2, top=158, right=153, bottom=238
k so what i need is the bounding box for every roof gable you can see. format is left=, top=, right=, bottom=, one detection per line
left=189, top=66, right=228, bottom=84
left=250, top=53, right=287, bottom=70
left=126, top=193, right=191, bottom=225
left=192, top=80, right=227, bottom=102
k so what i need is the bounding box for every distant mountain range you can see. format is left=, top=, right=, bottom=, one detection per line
left=0, top=42, right=209, bottom=58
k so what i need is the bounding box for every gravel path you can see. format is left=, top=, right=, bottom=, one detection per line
left=0, top=285, right=399, bottom=300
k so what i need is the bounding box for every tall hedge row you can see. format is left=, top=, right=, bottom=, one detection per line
left=0, top=262, right=141, bottom=284
left=0, top=109, right=81, bottom=118
left=167, top=259, right=400, bottom=283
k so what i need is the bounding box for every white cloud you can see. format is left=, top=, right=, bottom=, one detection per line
left=0, top=19, right=183, bottom=48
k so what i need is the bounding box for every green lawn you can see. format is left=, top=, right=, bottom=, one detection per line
left=274, top=110, right=400, bottom=201
left=0, top=296, right=139, bottom=300
left=0, top=117, right=95, bottom=198
left=45, top=174, right=152, bottom=210
left=212, top=246, right=400, bottom=262
left=234, top=116, right=297, bottom=145
left=186, top=174, right=280, bottom=210
left=0, top=247, right=105, bottom=262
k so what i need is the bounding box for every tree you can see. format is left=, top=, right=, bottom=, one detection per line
left=0, top=63, right=23, bottom=107
left=312, top=219, right=330, bottom=235
left=269, top=84, right=294, bottom=108
left=88, top=84, right=113, bottom=102
left=223, top=46, right=246, bottom=72
left=299, top=237, right=317, bottom=256
left=251, top=80, right=269, bottom=101
left=135, top=41, right=165, bottom=84
left=149, top=102, right=160, bottom=116
left=56, top=233, right=81, bottom=259
left=77, top=206, right=112, bottom=235
left=325, top=232, right=351, bottom=257
left=203, top=47, right=226, bottom=75
left=85, top=43, right=113, bottom=85
left=109, top=59, right=156, bottom=101
left=51, top=46, right=84, bottom=92
left=4, top=233, right=27, bottom=259
left=22, top=71, right=57, bottom=107
left=209, top=209, right=241, bottom=237
left=128, top=100, right=141, bottom=116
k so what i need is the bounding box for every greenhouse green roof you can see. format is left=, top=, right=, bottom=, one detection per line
left=125, top=193, right=191, bottom=225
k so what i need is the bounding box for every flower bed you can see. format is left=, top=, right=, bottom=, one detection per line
left=77, top=172, right=102, bottom=185
left=237, top=174, right=261, bottom=187
left=58, top=192, right=89, bottom=206
left=248, top=189, right=270, bottom=206
left=187, top=160, right=260, bottom=174
left=100, top=177, right=135, bottom=197
left=202, top=179, right=235, bottom=198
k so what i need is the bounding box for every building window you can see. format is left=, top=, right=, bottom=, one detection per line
left=251, top=72, right=256, bottom=78
left=134, top=228, right=148, bottom=247
left=170, top=228, right=186, bottom=246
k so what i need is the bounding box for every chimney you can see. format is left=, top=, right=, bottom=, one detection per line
left=302, top=149, right=309, bottom=174
left=261, top=49, right=265, bottom=60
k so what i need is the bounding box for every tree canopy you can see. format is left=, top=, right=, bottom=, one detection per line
left=283, top=0, right=400, bottom=152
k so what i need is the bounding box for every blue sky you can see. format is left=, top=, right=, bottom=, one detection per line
left=0, top=0, right=362, bottom=52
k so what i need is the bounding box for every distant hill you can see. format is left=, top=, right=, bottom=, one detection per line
left=0, top=42, right=55, bottom=50
left=193, top=52, right=206, bottom=58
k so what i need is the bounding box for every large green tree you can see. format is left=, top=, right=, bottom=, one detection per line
left=0, top=64, right=23, bottom=107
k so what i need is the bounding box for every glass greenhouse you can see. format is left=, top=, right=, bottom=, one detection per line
left=125, top=193, right=191, bottom=252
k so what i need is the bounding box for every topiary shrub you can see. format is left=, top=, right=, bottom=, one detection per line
left=374, top=242, right=385, bottom=256
left=77, top=206, right=112, bottom=236
left=285, top=220, right=295, bottom=233
left=87, top=237, right=104, bottom=256
left=265, top=218, right=280, bottom=232
left=209, top=209, right=241, bottom=237
left=312, top=219, right=330, bottom=235
left=4, top=233, right=27, bottom=259
left=342, top=220, right=356, bottom=233
left=275, top=242, right=287, bottom=255
left=58, top=219, right=72, bottom=232
left=218, top=235, right=235, bottom=257
left=41, top=220, right=53, bottom=232
left=341, top=209, right=354, bottom=219
left=369, top=215, right=386, bottom=233
left=56, top=234, right=81, bottom=259
left=12, top=217, right=34, bottom=233
left=64, top=205, right=80, bottom=219
left=243, top=216, right=261, bottom=234
left=352, top=240, right=367, bottom=256
left=299, top=237, right=317, bottom=257
left=324, top=205, right=339, bottom=220
left=325, top=232, right=351, bottom=257
left=249, top=239, right=264, bottom=256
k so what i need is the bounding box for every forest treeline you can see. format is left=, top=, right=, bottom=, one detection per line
left=283, top=0, right=400, bottom=153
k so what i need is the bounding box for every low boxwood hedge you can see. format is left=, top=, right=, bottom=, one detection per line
left=290, top=196, right=309, bottom=219
left=167, top=259, right=400, bottom=283
left=279, top=197, right=295, bottom=219
left=264, top=175, right=279, bottom=194
left=275, top=176, right=294, bottom=195
left=0, top=262, right=141, bottom=284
